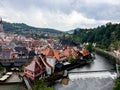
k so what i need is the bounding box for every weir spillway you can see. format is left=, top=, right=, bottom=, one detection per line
left=55, top=54, right=117, bottom=90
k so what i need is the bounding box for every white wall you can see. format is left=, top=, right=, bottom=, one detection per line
left=46, top=57, right=56, bottom=75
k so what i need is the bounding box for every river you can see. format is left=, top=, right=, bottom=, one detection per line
left=54, top=54, right=117, bottom=90
left=0, top=84, right=26, bottom=90
left=0, top=54, right=117, bottom=90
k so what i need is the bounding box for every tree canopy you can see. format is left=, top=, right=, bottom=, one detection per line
left=71, top=23, right=120, bottom=50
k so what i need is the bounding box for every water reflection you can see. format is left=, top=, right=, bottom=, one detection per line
left=70, top=54, right=114, bottom=72
left=55, top=54, right=116, bottom=90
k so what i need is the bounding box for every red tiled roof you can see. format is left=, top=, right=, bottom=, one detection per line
left=39, top=55, right=53, bottom=68
left=80, top=50, right=90, bottom=56
left=54, top=50, right=67, bottom=61
left=42, top=49, right=67, bottom=61
left=42, top=49, right=55, bottom=57
left=63, top=49, right=70, bottom=57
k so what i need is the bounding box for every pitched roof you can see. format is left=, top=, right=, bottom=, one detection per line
left=15, top=46, right=28, bottom=55
left=80, top=50, right=90, bottom=56
left=42, top=49, right=67, bottom=61
left=54, top=50, right=67, bottom=61
left=0, top=48, right=13, bottom=59
left=39, top=55, right=53, bottom=68
left=42, top=49, right=55, bottom=57
left=63, top=49, right=71, bottom=57
left=25, top=57, right=43, bottom=72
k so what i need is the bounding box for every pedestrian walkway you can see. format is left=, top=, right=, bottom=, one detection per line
left=23, top=76, right=32, bottom=90
left=6, top=73, right=22, bottom=83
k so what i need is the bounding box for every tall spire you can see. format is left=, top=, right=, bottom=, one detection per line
left=0, top=17, right=3, bottom=33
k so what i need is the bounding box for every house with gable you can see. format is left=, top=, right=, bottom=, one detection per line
left=15, top=46, right=29, bottom=58
left=62, top=46, right=80, bottom=59
left=40, top=48, right=67, bottom=75
left=41, top=49, right=56, bottom=75
left=24, top=56, right=45, bottom=80
left=0, top=48, right=15, bottom=60
left=79, top=49, right=92, bottom=60
left=0, top=48, right=17, bottom=67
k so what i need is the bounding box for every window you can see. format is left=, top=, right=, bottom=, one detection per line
left=25, top=70, right=27, bottom=72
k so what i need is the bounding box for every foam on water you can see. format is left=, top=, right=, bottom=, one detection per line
left=69, top=71, right=117, bottom=80
left=55, top=72, right=116, bottom=90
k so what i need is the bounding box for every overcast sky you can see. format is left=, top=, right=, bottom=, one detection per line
left=0, top=0, right=120, bottom=31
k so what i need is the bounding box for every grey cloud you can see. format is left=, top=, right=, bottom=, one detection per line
left=0, top=0, right=120, bottom=30
left=4, top=0, right=120, bottom=21
left=1, top=0, right=72, bottom=13
left=1, top=0, right=33, bottom=11
left=71, top=0, right=120, bottom=21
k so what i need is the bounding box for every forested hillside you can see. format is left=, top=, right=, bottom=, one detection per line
left=71, top=23, right=120, bottom=50
left=3, top=21, right=62, bottom=34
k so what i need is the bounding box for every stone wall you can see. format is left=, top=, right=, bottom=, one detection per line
left=95, top=48, right=120, bottom=65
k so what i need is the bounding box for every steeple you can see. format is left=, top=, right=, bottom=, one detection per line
left=0, top=17, right=3, bottom=33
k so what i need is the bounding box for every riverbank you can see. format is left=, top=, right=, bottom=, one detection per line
left=0, top=84, right=26, bottom=90
left=95, top=48, right=120, bottom=65
left=54, top=53, right=116, bottom=90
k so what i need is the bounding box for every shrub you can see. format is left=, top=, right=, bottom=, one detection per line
left=0, top=65, right=4, bottom=71
left=113, top=78, right=120, bottom=90
left=32, top=78, right=53, bottom=90
left=68, top=55, right=76, bottom=64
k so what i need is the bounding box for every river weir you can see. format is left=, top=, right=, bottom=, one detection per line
left=69, top=71, right=117, bottom=80
left=0, top=53, right=117, bottom=90
left=54, top=54, right=117, bottom=90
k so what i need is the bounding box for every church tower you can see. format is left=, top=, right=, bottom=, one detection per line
left=0, top=17, right=4, bottom=33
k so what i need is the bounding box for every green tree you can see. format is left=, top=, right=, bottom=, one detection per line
left=71, top=23, right=120, bottom=50
left=32, top=78, right=53, bottom=90
left=0, top=65, right=4, bottom=71
left=86, top=43, right=94, bottom=52
left=69, top=55, right=76, bottom=64
left=113, top=78, right=120, bottom=90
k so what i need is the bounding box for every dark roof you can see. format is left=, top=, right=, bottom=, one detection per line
left=59, top=39, right=80, bottom=46
left=55, top=63, right=63, bottom=68
left=1, top=62, right=11, bottom=66
left=29, top=50, right=36, bottom=56
left=14, top=58, right=26, bottom=66
left=15, top=41, right=23, bottom=46
left=15, top=47, right=28, bottom=55
left=14, top=62, right=24, bottom=67
left=14, top=58, right=26, bottom=63
left=0, top=50, right=11, bottom=59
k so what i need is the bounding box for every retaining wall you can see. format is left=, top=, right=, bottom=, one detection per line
left=95, top=48, right=120, bottom=65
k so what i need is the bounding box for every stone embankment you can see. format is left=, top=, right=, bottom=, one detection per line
left=95, top=48, right=120, bottom=65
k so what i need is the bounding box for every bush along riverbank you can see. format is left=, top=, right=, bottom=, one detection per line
left=113, top=77, right=120, bottom=90
left=113, top=65, right=120, bottom=90
left=32, top=78, right=54, bottom=90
